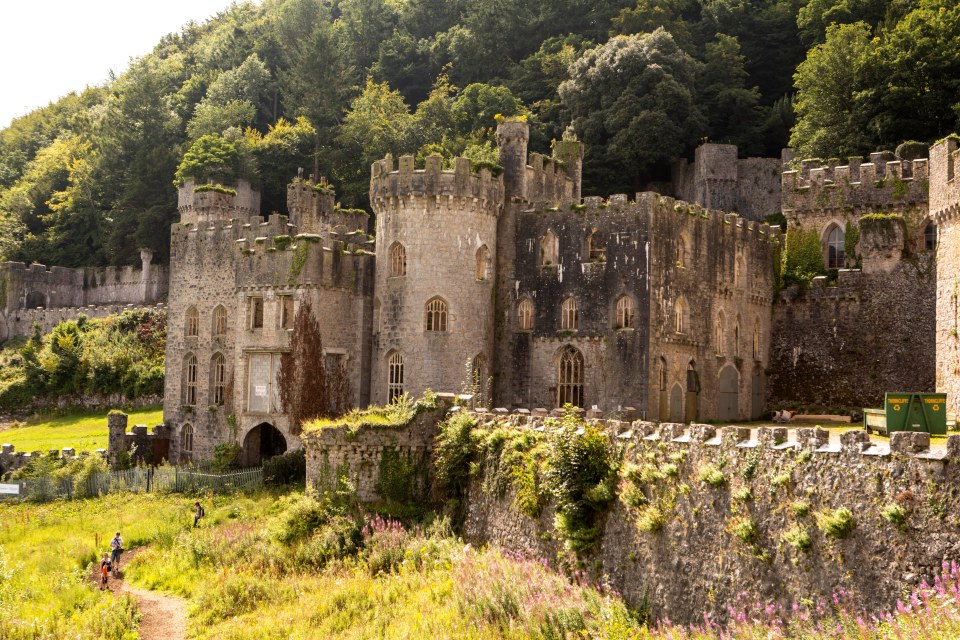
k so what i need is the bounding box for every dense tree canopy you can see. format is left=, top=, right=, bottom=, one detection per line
left=0, top=0, right=952, bottom=267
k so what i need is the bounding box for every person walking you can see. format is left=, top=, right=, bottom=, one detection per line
left=99, top=553, right=111, bottom=591
left=193, top=501, right=205, bottom=527
left=109, top=532, right=123, bottom=572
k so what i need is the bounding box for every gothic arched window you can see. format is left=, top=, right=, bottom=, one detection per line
left=561, top=297, right=579, bottom=330
left=557, top=346, right=585, bottom=408
left=183, top=353, right=198, bottom=406
left=390, top=242, right=407, bottom=277
left=211, top=352, right=226, bottom=405
left=387, top=352, right=404, bottom=402
left=185, top=306, right=199, bottom=338
left=425, top=297, right=448, bottom=332
left=518, top=299, right=534, bottom=330
left=826, top=225, right=845, bottom=269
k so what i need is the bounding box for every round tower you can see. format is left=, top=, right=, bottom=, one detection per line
left=176, top=179, right=261, bottom=224
left=370, top=154, right=504, bottom=405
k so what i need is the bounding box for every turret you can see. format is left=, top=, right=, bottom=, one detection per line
left=497, top=120, right=529, bottom=201
left=552, top=135, right=584, bottom=202
left=177, top=179, right=261, bottom=224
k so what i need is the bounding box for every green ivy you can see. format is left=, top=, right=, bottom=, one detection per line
left=781, top=226, right=825, bottom=288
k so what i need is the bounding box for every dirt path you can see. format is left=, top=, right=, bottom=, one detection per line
left=94, top=549, right=187, bottom=640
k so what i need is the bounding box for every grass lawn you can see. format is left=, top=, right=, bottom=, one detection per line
left=0, top=406, right=163, bottom=453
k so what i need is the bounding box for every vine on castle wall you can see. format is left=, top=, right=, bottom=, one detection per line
left=780, top=226, right=825, bottom=288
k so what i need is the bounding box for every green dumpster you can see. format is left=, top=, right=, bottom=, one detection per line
left=864, top=393, right=947, bottom=435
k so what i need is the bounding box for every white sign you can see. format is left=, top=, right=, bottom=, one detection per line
left=0, top=484, right=19, bottom=496
left=254, top=385, right=267, bottom=397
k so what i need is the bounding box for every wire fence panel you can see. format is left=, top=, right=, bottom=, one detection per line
left=10, top=466, right=263, bottom=502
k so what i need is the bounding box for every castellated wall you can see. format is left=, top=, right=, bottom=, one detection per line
left=782, top=153, right=928, bottom=223
left=164, top=189, right=374, bottom=464
left=177, top=179, right=261, bottom=224
left=0, top=251, right=168, bottom=341
left=369, top=155, right=503, bottom=404
left=932, top=138, right=960, bottom=415
left=305, top=408, right=960, bottom=626
left=669, top=144, right=783, bottom=222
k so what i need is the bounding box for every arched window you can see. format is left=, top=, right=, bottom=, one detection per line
left=213, top=305, right=228, bottom=337
left=826, top=225, right=845, bottom=269
left=557, top=346, right=584, bottom=408
left=753, top=320, right=761, bottom=361
left=925, top=223, right=938, bottom=251
left=387, top=352, right=404, bottom=402
left=540, top=230, right=559, bottom=266
left=734, top=320, right=741, bottom=357
left=615, top=295, right=634, bottom=329
left=517, top=298, right=534, bottom=330
left=658, top=356, right=667, bottom=391
left=181, top=424, right=193, bottom=461
left=675, top=298, right=688, bottom=334
left=561, top=297, right=579, bottom=330
left=390, top=242, right=407, bottom=277
left=211, top=353, right=226, bottom=405
left=588, top=228, right=606, bottom=262
left=183, top=353, right=198, bottom=406
left=715, top=311, right=725, bottom=355
left=471, top=353, right=488, bottom=396
left=185, top=306, right=199, bottom=338
left=425, top=297, right=448, bottom=332
left=677, top=235, right=687, bottom=267
left=475, top=245, right=490, bottom=280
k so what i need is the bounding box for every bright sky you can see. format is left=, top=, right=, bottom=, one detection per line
left=0, top=0, right=251, bottom=129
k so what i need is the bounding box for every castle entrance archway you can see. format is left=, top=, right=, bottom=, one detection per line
left=669, top=383, right=684, bottom=422
left=718, top=365, right=740, bottom=421
left=241, top=422, right=287, bottom=466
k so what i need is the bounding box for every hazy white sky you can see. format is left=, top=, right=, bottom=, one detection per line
left=0, top=0, right=250, bottom=129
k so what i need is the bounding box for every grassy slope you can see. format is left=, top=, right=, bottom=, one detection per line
left=0, top=406, right=163, bottom=452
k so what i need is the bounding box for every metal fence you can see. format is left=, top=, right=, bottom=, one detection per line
left=3, top=466, right=263, bottom=502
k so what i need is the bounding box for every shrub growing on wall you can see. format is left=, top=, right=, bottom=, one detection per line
left=781, top=226, right=825, bottom=288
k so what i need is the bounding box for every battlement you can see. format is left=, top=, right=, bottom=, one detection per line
left=930, top=137, right=960, bottom=224
left=369, top=155, right=503, bottom=215
left=782, top=154, right=928, bottom=216
left=177, top=179, right=261, bottom=223
left=286, top=178, right=369, bottom=236
left=522, top=152, right=576, bottom=205
left=536, top=191, right=782, bottom=245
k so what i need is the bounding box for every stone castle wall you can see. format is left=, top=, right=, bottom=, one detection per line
left=304, top=407, right=960, bottom=626
left=932, top=138, right=960, bottom=414
left=0, top=251, right=168, bottom=341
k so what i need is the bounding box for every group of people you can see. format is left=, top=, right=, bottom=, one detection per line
left=97, top=501, right=205, bottom=590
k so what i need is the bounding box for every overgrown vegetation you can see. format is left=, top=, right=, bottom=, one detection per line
left=305, top=390, right=438, bottom=434
left=816, top=506, right=856, bottom=539
left=0, top=310, right=165, bottom=410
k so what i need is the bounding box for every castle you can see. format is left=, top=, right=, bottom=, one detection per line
left=1, top=122, right=958, bottom=466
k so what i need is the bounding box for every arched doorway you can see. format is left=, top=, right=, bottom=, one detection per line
left=718, top=365, right=740, bottom=421
left=685, top=361, right=700, bottom=422
left=241, top=423, right=287, bottom=466
left=669, top=383, right=684, bottom=423
left=25, top=291, right=45, bottom=308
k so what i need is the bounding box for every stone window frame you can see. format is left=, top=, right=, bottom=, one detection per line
left=278, top=294, right=294, bottom=330
left=734, top=315, right=742, bottom=358
left=560, top=296, right=579, bottom=331
left=517, top=298, right=534, bottom=331
left=674, top=297, right=689, bottom=334
left=923, top=222, right=938, bottom=252
left=824, top=222, right=845, bottom=269
left=752, top=317, right=761, bottom=361
left=387, top=351, right=404, bottom=402
left=587, top=228, right=606, bottom=263
left=471, top=353, right=489, bottom=400
left=614, top=294, right=634, bottom=329
left=211, top=352, right=227, bottom=406
left=181, top=424, right=193, bottom=461
left=213, top=305, right=228, bottom=337
left=373, top=298, right=382, bottom=335
left=185, top=306, right=199, bottom=338
left=658, top=356, right=668, bottom=391
left=475, top=244, right=491, bottom=281
left=425, top=297, right=448, bottom=332
left=540, top=229, right=559, bottom=267
left=249, top=296, right=265, bottom=330
left=557, top=345, right=585, bottom=408
left=183, top=353, right=198, bottom=406
left=389, top=242, right=407, bottom=277
left=715, top=311, right=725, bottom=355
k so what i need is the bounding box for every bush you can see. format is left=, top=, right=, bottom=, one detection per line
left=433, top=412, right=479, bottom=500
left=263, top=448, right=306, bottom=486
left=636, top=505, right=665, bottom=533
left=731, top=517, right=757, bottom=544
left=272, top=492, right=334, bottom=544
left=293, top=514, right=363, bottom=570
left=211, top=443, right=241, bottom=472
left=698, top=464, right=726, bottom=487
left=816, top=507, right=855, bottom=539
left=782, top=525, right=812, bottom=551
left=881, top=503, right=908, bottom=530
left=790, top=499, right=811, bottom=518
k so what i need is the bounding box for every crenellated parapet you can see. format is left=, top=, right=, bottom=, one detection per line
left=177, top=179, right=261, bottom=224
left=782, top=153, right=928, bottom=217
left=930, top=137, right=960, bottom=224
left=522, top=152, right=576, bottom=206
left=369, top=155, right=503, bottom=216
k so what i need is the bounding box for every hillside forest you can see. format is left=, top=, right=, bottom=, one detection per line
left=0, top=0, right=958, bottom=268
